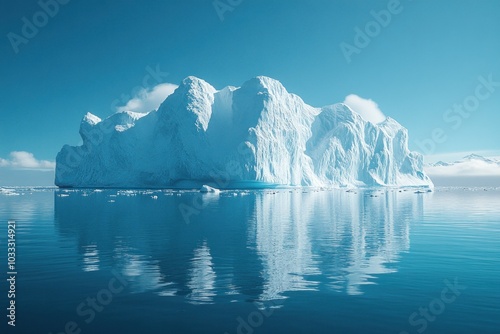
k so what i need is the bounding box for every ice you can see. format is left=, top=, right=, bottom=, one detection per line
left=117, top=190, right=137, bottom=197
left=56, top=76, right=433, bottom=189
left=0, top=188, right=20, bottom=196
left=200, top=185, right=220, bottom=194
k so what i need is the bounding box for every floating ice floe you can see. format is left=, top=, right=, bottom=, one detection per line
left=200, top=185, right=220, bottom=194
left=0, top=188, right=20, bottom=196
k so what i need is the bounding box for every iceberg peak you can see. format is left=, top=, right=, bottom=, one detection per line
left=240, top=76, right=288, bottom=98
left=180, top=76, right=211, bottom=88
left=83, top=112, right=101, bottom=125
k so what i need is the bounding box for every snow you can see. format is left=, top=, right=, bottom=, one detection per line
left=56, top=76, right=433, bottom=189
left=460, top=154, right=497, bottom=164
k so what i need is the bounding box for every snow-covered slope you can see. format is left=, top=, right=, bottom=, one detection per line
left=427, top=154, right=500, bottom=168
left=55, top=76, right=432, bottom=188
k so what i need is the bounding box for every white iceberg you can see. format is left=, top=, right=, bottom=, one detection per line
left=55, top=76, right=433, bottom=189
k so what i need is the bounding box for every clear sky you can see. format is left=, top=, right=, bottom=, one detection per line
left=1, top=0, right=499, bottom=184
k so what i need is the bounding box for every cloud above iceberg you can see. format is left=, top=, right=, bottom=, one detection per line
left=343, top=94, right=386, bottom=124
left=0, top=151, right=55, bottom=170
left=117, top=83, right=178, bottom=113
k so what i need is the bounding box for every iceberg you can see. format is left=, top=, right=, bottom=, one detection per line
left=55, top=76, right=433, bottom=189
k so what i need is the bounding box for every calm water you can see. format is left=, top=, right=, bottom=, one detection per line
left=0, top=187, right=499, bottom=334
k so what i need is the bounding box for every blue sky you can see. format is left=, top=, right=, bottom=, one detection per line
left=1, top=0, right=499, bottom=184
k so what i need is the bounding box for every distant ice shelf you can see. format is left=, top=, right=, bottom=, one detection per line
left=55, top=76, right=433, bottom=189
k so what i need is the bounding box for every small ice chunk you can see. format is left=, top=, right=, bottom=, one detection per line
left=0, top=188, right=19, bottom=196
left=200, top=185, right=220, bottom=194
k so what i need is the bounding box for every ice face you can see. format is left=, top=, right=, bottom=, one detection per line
left=55, top=76, right=433, bottom=189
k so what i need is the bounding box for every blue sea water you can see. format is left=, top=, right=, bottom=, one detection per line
left=0, top=187, right=499, bottom=334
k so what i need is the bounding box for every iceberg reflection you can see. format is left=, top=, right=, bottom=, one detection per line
left=54, top=188, right=424, bottom=301
left=82, top=244, right=100, bottom=272
left=186, top=241, right=217, bottom=304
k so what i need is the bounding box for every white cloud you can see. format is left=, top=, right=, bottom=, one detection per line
left=343, top=94, right=386, bottom=124
left=0, top=151, right=55, bottom=170
left=117, top=83, right=178, bottom=113
left=425, top=160, right=500, bottom=177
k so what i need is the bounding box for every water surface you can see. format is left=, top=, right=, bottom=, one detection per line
left=0, top=187, right=499, bottom=333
